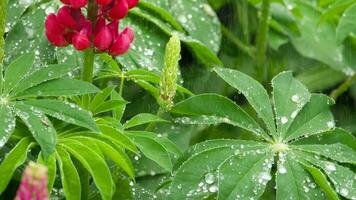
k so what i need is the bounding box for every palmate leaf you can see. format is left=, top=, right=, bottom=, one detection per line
left=0, top=52, right=99, bottom=157
left=167, top=69, right=356, bottom=200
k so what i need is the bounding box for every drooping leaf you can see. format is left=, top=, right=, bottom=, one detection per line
left=99, top=125, right=138, bottom=153
left=37, top=152, right=57, bottom=192
left=55, top=147, right=81, bottom=200
left=61, top=140, right=114, bottom=200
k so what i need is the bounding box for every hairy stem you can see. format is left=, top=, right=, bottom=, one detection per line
left=221, top=26, right=255, bottom=58
left=255, top=0, right=270, bottom=82
left=240, top=0, right=250, bottom=44
left=330, top=74, right=356, bottom=101
left=119, top=75, right=125, bottom=96
left=145, top=107, right=165, bottom=132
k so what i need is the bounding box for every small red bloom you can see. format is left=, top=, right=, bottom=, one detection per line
left=96, top=0, right=113, bottom=6
left=109, top=27, right=134, bottom=56
left=126, top=0, right=139, bottom=8
left=73, top=31, right=91, bottom=50
left=109, top=0, right=129, bottom=20
left=57, top=6, right=79, bottom=29
left=94, top=26, right=113, bottom=51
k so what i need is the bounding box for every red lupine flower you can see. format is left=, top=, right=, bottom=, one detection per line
left=73, top=31, right=91, bottom=50
left=94, top=26, right=113, bottom=51
left=109, top=27, right=134, bottom=56
left=126, top=0, right=139, bottom=8
left=45, top=0, right=138, bottom=55
left=57, top=6, right=80, bottom=30
left=109, top=0, right=129, bottom=20
left=96, top=0, right=113, bottom=6
left=15, top=162, right=48, bottom=200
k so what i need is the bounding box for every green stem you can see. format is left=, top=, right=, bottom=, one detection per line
left=240, top=0, right=250, bottom=44
left=330, top=74, right=356, bottom=101
left=221, top=26, right=255, bottom=58
left=0, top=0, right=9, bottom=93
left=145, top=107, right=165, bottom=132
left=255, top=0, right=270, bottom=82
left=81, top=0, right=97, bottom=82
left=119, top=75, right=125, bottom=96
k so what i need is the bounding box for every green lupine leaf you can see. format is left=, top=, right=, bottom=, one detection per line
left=336, top=3, right=356, bottom=43
left=172, top=94, right=270, bottom=141
left=302, top=163, right=340, bottom=200
left=285, top=94, right=335, bottom=142
left=61, top=140, right=114, bottom=200
left=320, top=0, right=356, bottom=21
left=4, top=53, right=34, bottom=93
left=123, top=113, right=169, bottom=129
left=93, top=100, right=128, bottom=115
left=272, top=71, right=311, bottom=139
left=218, top=152, right=274, bottom=200
left=14, top=103, right=56, bottom=158
left=276, top=156, right=326, bottom=199
left=10, top=64, right=76, bottom=96
left=214, top=67, right=276, bottom=134
left=15, top=78, right=99, bottom=98
left=127, top=131, right=172, bottom=171
left=69, top=136, right=135, bottom=179
left=99, top=125, right=138, bottom=153
left=298, top=152, right=356, bottom=199
left=167, top=140, right=269, bottom=200
left=56, top=147, right=81, bottom=200
left=37, top=152, right=57, bottom=192
left=0, top=138, right=32, bottom=194
left=23, top=99, right=98, bottom=132
left=111, top=91, right=127, bottom=122
left=294, top=143, right=356, bottom=164
left=89, top=87, right=115, bottom=111
left=0, top=105, right=15, bottom=148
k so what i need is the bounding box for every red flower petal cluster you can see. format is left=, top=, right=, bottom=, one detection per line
left=45, top=0, right=138, bottom=56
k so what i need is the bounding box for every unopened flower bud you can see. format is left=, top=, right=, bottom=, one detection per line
left=94, top=26, right=113, bottom=51
left=109, top=0, right=129, bottom=20
left=159, top=35, right=181, bottom=111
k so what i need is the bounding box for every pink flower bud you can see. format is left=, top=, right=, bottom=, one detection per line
left=15, top=162, right=48, bottom=200
left=96, top=0, right=113, bottom=6
left=45, top=14, right=65, bottom=35
left=72, top=31, right=91, bottom=50
left=107, top=20, right=119, bottom=38
left=94, top=26, right=113, bottom=51
left=126, top=0, right=139, bottom=9
left=109, top=33, right=131, bottom=56
left=46, top=31, right=69, bottom=47
left=121, top=27, right=134, bottom=42
left=69, top=0, right=88, bottom=8
left=109, top=0, right=129, bottom=20
left=94, top=16, right=106, bottom=34
left=57, top=6, right=78, bottom=29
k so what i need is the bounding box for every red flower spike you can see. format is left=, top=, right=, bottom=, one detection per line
left=109, top=0, right=129, bottom=20
left=45, top=14, right=65, bottom=35
left=57, top=6, right=78, bottom=29
left=126, top=0, right=139, bottom=9
left=121, top=27, right=134, bottom=42
left=72, top=32, right=90, bottom=50
left=109, top=33, right=131, bottom=56
left=69, top=0, right=87, bottom=8
left=96, top=0, right=113, bottom=6
left=94, top=26, right=113, bottom=51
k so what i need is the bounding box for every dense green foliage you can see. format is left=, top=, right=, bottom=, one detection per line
left=0, top=0, right=356, bottom=199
